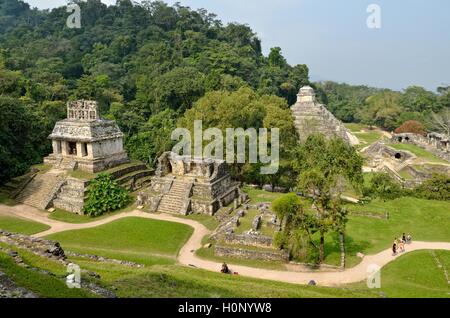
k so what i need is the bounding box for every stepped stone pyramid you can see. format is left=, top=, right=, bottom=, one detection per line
left=291, top=86, right=359, bottom=146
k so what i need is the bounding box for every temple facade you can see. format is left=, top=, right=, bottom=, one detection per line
left=140, top=152, right=240, bottom=216
left=44, top=100, right=129, bottom=172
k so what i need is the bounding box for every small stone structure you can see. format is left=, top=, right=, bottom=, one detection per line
left=291, top=86, right=359, bottom=146
left=141, top=152, right=240, bottom=215
left=210, top=201, right=288, bottom=262
left=363, top=141, right=415, bottom=167
left=215, top=245, right=289, bottom=262
left=392, top=132, right=450, bottom=162
left=362, top=139, right=450, bottom=188
left=44, top=100, right=129, bottom=173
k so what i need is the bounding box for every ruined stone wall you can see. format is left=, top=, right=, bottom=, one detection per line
left=215, top=245, right=289, bottom=262
left=0, top=230, right=65, bottom=261
left=222, top=233, right=273, bottom=248
left=392, top=133, right=450, bottom=162
left=191, top=199, right=215, bottom=215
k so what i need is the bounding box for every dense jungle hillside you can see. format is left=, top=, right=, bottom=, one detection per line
left=0, top=0, right=449, bottom=184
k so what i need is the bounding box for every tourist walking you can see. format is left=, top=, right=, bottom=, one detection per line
left=398, top=237, right=405, bottom=252
left=392, top=242, right=397, bottom=255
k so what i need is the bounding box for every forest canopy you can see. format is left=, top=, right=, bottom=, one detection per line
left=0, top=0, right=449, bottom=185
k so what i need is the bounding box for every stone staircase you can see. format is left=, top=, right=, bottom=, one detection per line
left=292, top=102, right=356, bottom=144
left=15, top=173, right=65, bottom=210
left=112, top=164, right=152, bottom=191
left=2, top=170, right=38, bottom=198
left=157, top=180, right=192, bottom=214
left=56, top=158, right=77, bottom=171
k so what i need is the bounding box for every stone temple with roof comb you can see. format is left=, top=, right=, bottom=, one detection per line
left=291, top=86, right=359, bottom=146
left=44, top=100, right=129, bottom=172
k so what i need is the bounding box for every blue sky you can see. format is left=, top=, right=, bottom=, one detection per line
left=25, top=0, right=450, bottom=91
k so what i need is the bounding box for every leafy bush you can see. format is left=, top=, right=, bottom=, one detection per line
left=363, top=172, right=404, bottom=201
left=83, top=173, right=130, bottom=217
left=412, top=174, right=450, bottom=201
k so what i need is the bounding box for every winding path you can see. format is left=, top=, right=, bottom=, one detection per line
left=1, top=203, right=450, bottom=287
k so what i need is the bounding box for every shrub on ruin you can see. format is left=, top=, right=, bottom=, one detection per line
left=412, top=174, right=450, bottom=201
left=394, top=120, right=426, bottom=135
left=363, top=173, right=404, bottom=201
left=83, top=173, right=130, bottom=217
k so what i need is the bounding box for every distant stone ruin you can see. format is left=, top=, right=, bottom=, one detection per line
left=363, top=140, right=450, bottom=188
left=291, top=86, right=359, bottom=146
left=140, top=152, right=241, bottom=215
left=392, top=132, right=450, bottom=162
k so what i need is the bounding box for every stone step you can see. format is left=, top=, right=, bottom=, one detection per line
left=159, top=199, right=183, bottom=207
left=59, top=187, right=85, bottom=197
left=53, top=198, right=84, bottom=214
left=116, top=170, right=152, bottom=185
left=15, top=174, right=63, bottom=209
left=56, top=191, right=85, bottom=202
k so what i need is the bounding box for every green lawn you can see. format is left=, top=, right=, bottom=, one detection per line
left=344, top=123, right=385, bottom=145
left=344, top=123, right=368, bottom=132
left=71, top=259, right=375, bottom=298
left=0, top=238, right=376, bottom=298
left=0, top=192, right=16, bottom=206
left=45, top=217, right=193, bottom=265
left=389, top=143, right=448, bottom=163
left=243, top=186, right=285, bottom=203
left=0, top=215, right=50, bottom=235
left=48, top=204, right=136, bottom=224
left=349, top=250, right=450, bottom=298
left=173, top=213, right=219, bottom=231
left=196, top=243, right=287, bottom=271
left=1, top=211, right=448, bottom=297
left=353, top=130, right=384, bottom=145
left=323, top=197, right=450, bottom=267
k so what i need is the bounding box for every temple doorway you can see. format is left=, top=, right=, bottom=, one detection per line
left=68, top=142, right=77, bottom=156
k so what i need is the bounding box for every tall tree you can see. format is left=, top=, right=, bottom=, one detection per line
left=293, top=134, right=363, bottom=263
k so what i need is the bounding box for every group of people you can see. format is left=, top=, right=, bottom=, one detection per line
left=392, top=233, right=412, bottom=255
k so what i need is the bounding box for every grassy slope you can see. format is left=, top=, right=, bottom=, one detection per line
left=68, top=258, right=375, bottom=298
left=344, top=124, right=384, bottom=145
left=0, top=215, right=50, bottom=235
left=0, top=251, right=92, bottom=298
left=172, top=213, right=219, bottom=231
left=0, top=241, right=374, bottom=298
left=325, top=197, right=450, bottom=267
left=349, top=250, right=450, bottom=298
left=5, top=241, right=448, bottom=297
left=242, top=186, right=285, bottom=203
left=45, top=217, right=193, bottom=265
left=244, top=187, right=450, bottom=268
left=48, top=205, right=136, bottom=224
left=1, top=214, right=447, bottom=297
left=0, top=192, right=16, bottom=206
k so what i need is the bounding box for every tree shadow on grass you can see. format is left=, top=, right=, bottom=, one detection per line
left=323, top=233, right=372, bottom=264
